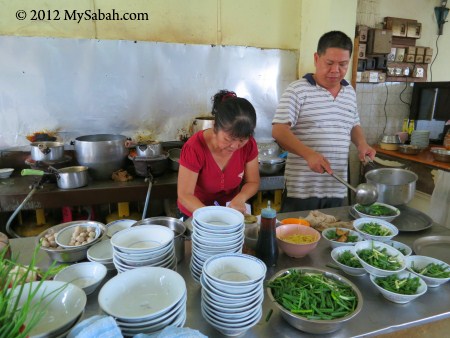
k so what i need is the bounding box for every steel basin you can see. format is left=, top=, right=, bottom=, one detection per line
left=132, top=217, right=186, bottom=262
left=365, top=168, right=418, bottom=205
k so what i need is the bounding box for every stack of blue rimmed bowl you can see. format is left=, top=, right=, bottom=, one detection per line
left=200, top=253, right=266, bottom=336
left=190, top=206, right=245, bottom=282
left=110, top=225, right=177, bottom=273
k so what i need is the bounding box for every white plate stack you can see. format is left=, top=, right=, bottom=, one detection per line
left=98, top=267, right=187, bottom=337
left=410, top=130, right=430, bottom=148
left=190, top=206, right=245, bottom=283
left=110, top=225, right=177, bottom=273
left=200, top=253, right=266, bottom=336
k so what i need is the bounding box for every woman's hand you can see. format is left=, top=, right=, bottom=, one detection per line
left=227, top=197, right=248, bottom=214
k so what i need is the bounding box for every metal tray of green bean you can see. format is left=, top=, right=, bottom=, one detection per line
left=266, top=267, right=363, bottom=334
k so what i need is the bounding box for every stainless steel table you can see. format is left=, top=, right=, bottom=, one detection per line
left=9, top=206, right=450, bottom=337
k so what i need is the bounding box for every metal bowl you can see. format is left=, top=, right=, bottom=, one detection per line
left=430, top=148, right=450, bottom=163
left=398, top=145, right=422, bottom=155
left=168, top=148, right=181, bottom=171
left=258, top=158, right=285, bottom=175
left=36, top=221, right=106, bottom=263
left=267, top=267, right=363, bottom=334
left=379, top=134, right=401, bottom=144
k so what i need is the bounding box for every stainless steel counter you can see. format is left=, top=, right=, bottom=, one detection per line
left=9, top=206, right=450, bottom=337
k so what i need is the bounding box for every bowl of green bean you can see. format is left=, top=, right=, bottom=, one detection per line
left=354, top=240, right=406, bottom=277
left=330, top=246, right=367, bottom=276
left=352, top=202, right=400, bottom=222
left=266, top=267, right=363, bottom=334
left=405, top=255, right=450, bottom=288
left=370, top=271, right=427, bottom=304
left=353, top=218, right=399, bottom=242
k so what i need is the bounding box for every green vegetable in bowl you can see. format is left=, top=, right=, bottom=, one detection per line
left=357, top=246, right=402, bottom=271
left=360, top=222, right=392, bottom=236
left=355, top=204, right=397, bottom=216
left=337, top=250, right=363, bottom=268
left=375, top=274, right=421, bottom=295
left=411, top=262, right=450, bottom=278
left=325, top=229, right=359, bottom=243
left=268, top=269, right=358, bottom=320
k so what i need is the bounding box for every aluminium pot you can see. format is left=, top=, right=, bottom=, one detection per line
left=132, top=217, right=186, bottom=262
left=30, top=141, right=65, bottom=162
left=191, top=116, right=214, bottom=135
left=73, top=134, right=128, bottom=180
left=54, top=166, right=89, bottom=189
left=136, top=142, right=162, bottom=157
left=365, top=168, right=418, bottom=205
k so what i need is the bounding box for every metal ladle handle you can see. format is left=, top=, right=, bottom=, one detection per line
left=329, top=172, right=357, bottom=193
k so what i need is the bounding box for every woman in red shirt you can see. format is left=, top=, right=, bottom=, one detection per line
left=177, top=90, right=260, bottom=218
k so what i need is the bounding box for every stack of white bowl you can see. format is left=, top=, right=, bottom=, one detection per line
left=110, top=225, right=177, bottom=273
left=190, top=206, right=245, bottom=283
left=98, top=267, right=187, bottom=336
left=410, top=130, right=430, bottom=148
left=200, top=253, right=266, bottom=336
left=87, top=239, right=115, bottom=270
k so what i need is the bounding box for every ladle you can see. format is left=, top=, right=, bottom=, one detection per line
left=329, top=172, right=378, bottom=206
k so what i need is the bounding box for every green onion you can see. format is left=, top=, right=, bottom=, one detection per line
left=411, top=262, right=450, bottom=278
left=356, top=204, right=397, bottom=216
left=337, top=250, right=363, bottom=268
left=357, top=244, right=402, bottom=271
left=359, top=222, right=392, bottom=236
left=375, top=274, right=421, bottom=294
left=268, top=269, right=358, bottom=320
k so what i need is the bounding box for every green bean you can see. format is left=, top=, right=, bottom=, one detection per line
left=267, top=269, right=358, bottom=320
left=411, top=262, right=450, bottom=278
left=374, top=274, right=421, bottom=294
left=337, top=250, right=363, bottom=268
left=357, top=245, right=402, bottom=271
left=356, top=204, right=397, bottom=216
left=360, top=222, right=392, bottom=236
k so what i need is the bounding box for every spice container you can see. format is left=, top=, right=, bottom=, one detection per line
left=256, top=201, right=278, bottom=267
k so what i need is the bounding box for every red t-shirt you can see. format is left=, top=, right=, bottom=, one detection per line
left=177, top=130, right=258, bottom=217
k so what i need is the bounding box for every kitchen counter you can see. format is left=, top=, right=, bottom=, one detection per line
left=9, top=206, right=450, bottom=337
left=373, top=145, right=450, bottom=171
left=0, top=172, right=179, bottom=212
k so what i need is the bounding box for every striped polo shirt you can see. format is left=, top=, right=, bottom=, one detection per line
left=272, top=73, right=360, bottom=199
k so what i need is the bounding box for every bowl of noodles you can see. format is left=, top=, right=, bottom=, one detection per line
left=276, top=224, right=321, bottom=258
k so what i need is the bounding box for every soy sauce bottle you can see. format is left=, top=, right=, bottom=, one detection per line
left=256, top=201, right=278, bottom=267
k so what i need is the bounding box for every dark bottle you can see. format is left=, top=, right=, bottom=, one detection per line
left=256, top=201, right=278, bottom=267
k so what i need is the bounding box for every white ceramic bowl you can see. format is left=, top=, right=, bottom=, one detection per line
left=352, top=203, right=400, bottom=222
left=331, top=246, right=367, bottom=276
left=12, top=281, right=86, bottom=338
left=54, top=261, right=107, bottom=295
left=106, top=219, right=136, bottom=237
left=370, top=271, right=427, bottom=304
left=385, top=240, right=412, bottom=256
left=193, top=206, right=244, bottom=229
left=110, top=225, right=174, bottom=252
left=87, top=239, right=113, bottom=263
left=353, top=218, right=399, bottom=242
left=202, top=253, right=267, bottom=286
left=0, top=168, right=14, bottom=179
left=98, top=266, right=186, bottom=321
left=322, top=227, right=365, bottom=249
left=55, top=223, right=102, bottom=249
left=405, top=255, right=450, bottom=287
left=355, top=240, right=406, bottom=277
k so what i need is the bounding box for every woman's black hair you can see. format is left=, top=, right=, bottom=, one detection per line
left=211, top=90, right=257, bottom=138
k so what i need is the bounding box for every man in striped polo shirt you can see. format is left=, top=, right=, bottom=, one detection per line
left=272, top=31, right=375, bottom=212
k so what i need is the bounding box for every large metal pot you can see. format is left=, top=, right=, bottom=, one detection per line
left=73, top=134, right=128, bottom=180
left=132, top=217, right=186, bottom=262
left=136, top=142, right=162, bottom=157
left=365, top=168, right=418, bottom=205
left=191, top=116, right=214, bottom=135
left=30, top=141, right=65, bottom=162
